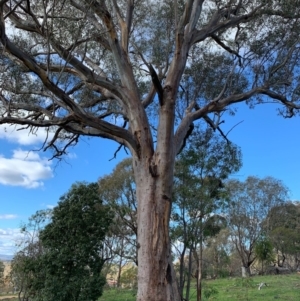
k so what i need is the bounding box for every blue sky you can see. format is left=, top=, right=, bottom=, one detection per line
left=1, top=102, right=300, bottom=259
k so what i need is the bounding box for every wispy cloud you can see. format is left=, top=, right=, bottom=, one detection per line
left=0, top=149, right=53, bottom=188
left=67, top=152, right=77, bottom=159
left=46, top=205, right=55, bottom=209
left=0, top=214, right=17, bottom=220
left=0, top=124, right=51, bottom=146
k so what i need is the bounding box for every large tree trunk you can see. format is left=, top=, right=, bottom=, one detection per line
left=133, top=152, right=180, bottom=301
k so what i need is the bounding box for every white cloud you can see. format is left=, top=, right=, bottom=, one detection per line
left=0, top=149, right=53, bottom=188
left=0, top=214, right=17, bottom=220
left=0, top=124, right=51, bottom=146
left=0, top=228, right=24, bottom=257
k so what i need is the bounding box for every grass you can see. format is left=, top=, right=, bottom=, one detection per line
left=99, top=273, right=300, bottom=300
left=100, top=288, right=137, bottom=301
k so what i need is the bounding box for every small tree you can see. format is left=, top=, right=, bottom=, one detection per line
left=264, top=202, right=300, bottom=268
left=98, top=158, right=137, bottom=287
left=203, top=228, right=232, bottom=278
left=227, top=176, right=289, bottom=275
left=171, top=128, right=241, bottom=300
left=254, top=236, right=274, bottom=274
left=11, top=209, right=51, bottom=301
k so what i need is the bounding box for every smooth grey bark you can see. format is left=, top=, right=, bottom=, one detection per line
left=241, top=267, right=247, bottom=278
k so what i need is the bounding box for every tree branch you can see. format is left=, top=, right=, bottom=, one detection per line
left=192, top=5, right=264, bottom=44
left=211, top=33, right=242, bottom=62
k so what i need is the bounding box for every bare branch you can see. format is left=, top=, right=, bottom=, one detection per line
left=185, top=0, right=205, bottom=36
left=132, top=45, right=164, bottom=105
left=109, top=143, right=125, bottom=161
left=260, top=89, right=300, bottom=110
left=125, top=0, right=134, bottom=37
left=3, top=3, right=41, bottom=33
left=203, top=115, right=228, bottom=143
left=174, top=87, right=261, bottom=155
left=226, top=120, right=244, bottom=137
left=192, top=5, right=264, bottom=44
left=142, top=85, right=156, bottom=108
left=211, top=33, right=242, bottom=63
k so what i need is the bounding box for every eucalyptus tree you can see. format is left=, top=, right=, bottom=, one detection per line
left=254, top=235, right=274, bottom=274
left=226, top=176, right=289, bottom=275
left=171, top=127, right=241, bottom=300
left=264, top=202, right=300, bottom=268
left=1, top=1, right=300, bottom=300
left=98, top=158, right=137, bottom=286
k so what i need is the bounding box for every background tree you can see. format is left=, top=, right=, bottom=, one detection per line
left=254, top=235, right=275, bottom=274
left=38, top=182, right=112, bottom=301
left=11, top=182, right=112, bottom=301
left=203, top=228, right=232, bottom=279
left=264, top=202, right=300, bottom=268
left=0, top=260, right=4, bottom=287
left=1, top=1, right=300, bottom=300
left=10, top=209, right=51, bottom=301
left=171, top=127, right=241, bottom=300
left=226, top=176, right=289, bottom=276
left=98, top=158, right=137, bottom=287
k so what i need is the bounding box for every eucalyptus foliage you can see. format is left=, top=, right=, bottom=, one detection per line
left=227, top=176, right=289, bottom=273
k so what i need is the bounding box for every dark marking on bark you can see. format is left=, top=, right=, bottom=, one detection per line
left=164, top=85, right=172, bottom=93
left=149, top=164, right=158, bottom=177
left=149, top=64, right=164, bottom=106
left=166, top=264, right=172, bottom=284
left=177, top=123, right=194, bottom=155
left=137, top=242, right=141, bottom=249
left=134, top=130, right=141, bottom=159
left=149, top=155, right=159, bottom=177
left=162, top=194, right=170, bottom=201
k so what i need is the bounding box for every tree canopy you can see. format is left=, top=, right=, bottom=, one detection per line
left=1, top=1, right=300, bottom=155
left=264, top=202, right=300, bottom=267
